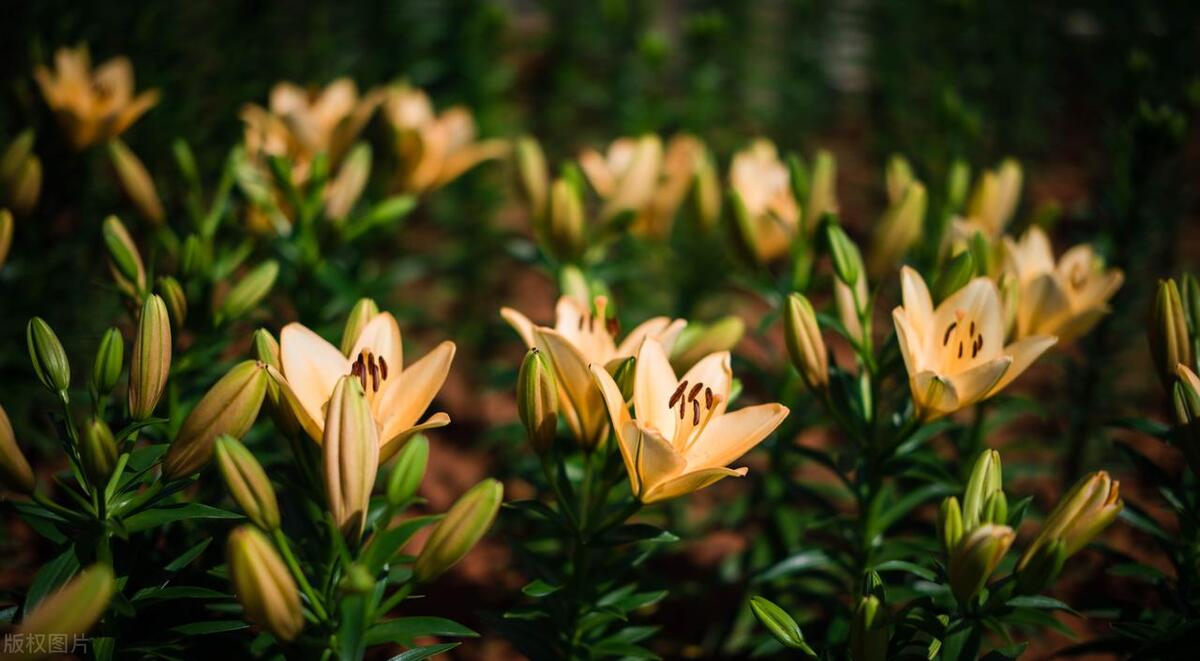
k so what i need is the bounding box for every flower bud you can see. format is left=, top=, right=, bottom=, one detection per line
left=514, top=136, right=548, bottom=220
left=215, top=260, right=279, bottom=325
left=1150, top=279, right=1193, bottom=390
left=933, top=250, right=975, bottom=304
left=946, top=159, right=971, bottom=212
left=27, top=317, right=70, bottom=393
left=163, top=360, right=268, bottom=479
left=540, top=177, right=585, bottom=262
left=1181, top=272, right=1200, bottom=335
left=885, top=154, right=914, bottom=206
left=559, top=266, right=591, bottom=307
left=227, top=526, right=304, bottom=641
left=849, top=595, right=888, bottom=661
left=749, top=596, right=816, bottom=655
left=413, top=478, right=503, bottom=583
left=340, top=297, right=380, bottom=355
left=948, top=524, right=1015, bottom=604
left=868, top=181, right=926, bottom=279
left=109, top=138, right=164, bottom=225
left=834, top=277, right=869, bottom=347
left=102, top=215, right=146, bottom=299
left=91, top=327, right=124, bottom=397
left=16, top=563, right=115, bottom=641
left=962, top=449, right=1002, bottom=531
left=727, top=189, right=763, bottom=265
left=691, top=149, right=721, bottom=231
left=8, top=155, right=42, bottom=217
left=1016, top=471, right=1123, bottom=573
left=982, top=489, right=1008, bottom=526
left=323, top=375, right=380, bottom=541
left=804, top=149, right=837, bottom=234
left=252, top=329, right=300, bottom=437
left=1172, top=364, right=1200, bottom=474
left=1, top=130, right=35, bottom=186
left=128, top=295, right=172, bottom=420
left=157, top=275, right=188, bottom=331
left=670, top=316, right=745, bottom=372
left=517, top=349, right=559, bottom=454
left=180, top=234, right=210, bottom=279
left=324, top=143, right=371, bottom=222
left=386, top=434, right=429, bottom=507
left=609, top=356, right=636, bottom=402
left=784, top=293, right=828, bottom=390
left=80, top=417, right=118, bottom=486
left=0, top=209, right=13, bottom=269
left=0, top=403, right=35, bottom=494
left=1014, top=538, right=1066, bottom=595
left=216, top=435, right=280, bottom=531
left=825, top=222, right=862, bottom=289
left=938, top=496, right=963, bottom=555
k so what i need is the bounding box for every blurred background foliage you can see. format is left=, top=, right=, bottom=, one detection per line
left=2, top=0, right=1199, bottom=656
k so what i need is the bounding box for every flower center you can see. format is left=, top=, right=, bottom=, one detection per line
left=349, top=349, right=389, bottom=404
left=941, top=309, right=985, bottom=369
left=667, top=379, right=720, bottom=451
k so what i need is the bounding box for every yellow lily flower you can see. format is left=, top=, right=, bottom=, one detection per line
left=34, top=45, right=160, bottom=150
left=501, top=295, right=686, bottom=450
left=590, top=339, right=788, bottom=503
left=951, top=159, right=1022, bottom=242
left=892, top=266, right=1056, bottom=420
left=578, top=134, right=704, bottom=238
left=729, top=139, right=800, bottom=263
left=1002, top=226, right=1124, bottom=343
left=383, top=85, right=508, bottom=194
left=270, top=311, right=455, bottom=463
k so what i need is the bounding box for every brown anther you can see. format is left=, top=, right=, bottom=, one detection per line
left=977, top=335, right=983, bottom=351
left=378, top=356, right=389, bottom=380
left=957, top=342, right=963, bottom=359
left=606, top=316, right=619, bottom=337
left=578, top=315, right=586, bottom=331
left=943, top=322, right=957, bottom=346
left=705, top=387, right=713, bottom=408
left=691, top=399, right=700, bottom=425
left=369, top=361, right=380, bottom=392
left=687, top=382, right=703, bottom=402
left=669, top=381, right=688, bottom=408
left=969, top=321, right=975, bottom=337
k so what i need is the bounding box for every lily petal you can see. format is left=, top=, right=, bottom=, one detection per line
left=892, top=308, right=923, bottom=376
left=684, top=403, right=788, bottom=470
left=379, top=341, right=455, bottom=441
left=500, top=307, right=537, bottom=348
left=265, top=365, right=324, bottom=443
left=947, top=356, right=1012, bottom=408
left=633, top=339, right=679, bottom=439
left=1019, top=273, right=1071, bottom=339
left=911, top=370, right=960, bottom=420
left=625, top=421, right=686, bottom=499
left=990, top=335, right=1057, bottom=394
left=379, top=412, right=450, bottom=463
left=535, top=328, right=608, bottom=448
left=280, top=323, right=349, bottom=432
left=643, top=466, right=747, bottom=503
left=677, top=351, right=733, bottom=418
left=900, top=266, right=935, bottom=342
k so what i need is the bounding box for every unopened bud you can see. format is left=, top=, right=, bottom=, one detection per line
left=9, top=156, right=41, bottom=217
left=413, top=478, right=503, bottom=582
left=749, top=596, right=816, bottom=655
left=252, top=329, right=299, bottom=437
left=948, top=524, right=1015, bottom=604
left=868, top=181, right=926, bottom=279
left=834, top=278, right=869, bottom=347
left=849, top=595, right=888, bottom=661
left=982, top=490, right=1008, bottom=526
left=27, top=317, right=70, bottom=393
left=517, top=349, right=558, bottom=454
left=885, top=154, right=914, bottom=206
left=1181, top=273, right=1200, bottom=335
left=227, top=526, right=304, bottom=641
left=1172, top=365, right=1200, bottom=474
left=514, top=136, right=548, bottom=220
left=962, top=449, right=1002, bottom=531
left=216, top=435, right=280, bottom=531
left=671, top=316, right=744, bottom=372
left=0, top=403, right=35, bottom=494
left=109, top=138, right=164, bottom=225
left=967, top=230, right=995, bottom=277
left=825, top=222, right=862, bottom=289
left=1, top=130, right=35, bottom=186
left=16, top=563, right=115, bottom=642
left=0, top=209, right=12, bottom=269
left=180, top=234, right=210, bottom=279
left=157, top=276, right=187, bottom=331
left=324, top=143, right=371, bottom=222
left=80, top=418, right=118, bottom=486
left=1017, top=471, right=1123, bottom=573
left=938, top=496, right=963, bottom=555
left=784, top=293, right=828, bottom=390
left=1150, top=279, right=1193, bottom=390
left=609, top=356, right=636, bottom=402
left=323, top=375, right=379, bottom=542
left=947, top=159, right=971, bottom=212
left=128, top=295, right=172, bottom=420
left=691, top=150, right=721, bottom=231
left=933, top=250, right=975, bottom=304
left=215, top=260, right=279, bottom=325
left=804, top=149, right=837, bottom=234
left=386, top=434, right=429, bottom=506
left=163, top=360, right=268, bottom=479
left=340, top=298, right=380, bottom=355
left=91, top=327, right=124, bottom=397
left=540, top=177, right=585, bottom=262
left=102, top=215, right=146, bottom=299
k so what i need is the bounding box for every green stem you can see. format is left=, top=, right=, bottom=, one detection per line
left=541, top=457, right=580, bottom=532
left=272, top=528, right=330, bottom=622
left=375, top=581, right=414, bottom=619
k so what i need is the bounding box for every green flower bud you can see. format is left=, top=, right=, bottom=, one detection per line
left=386, top=434, right=429, bottom=507
left=825, top=222, right=863, bottom=289
left=16, top=563, right=115, bottom=642
left=850, top=595, right=888, bottom=661
left=933, top=250, right=975, bottom=304
left=539, top=177, right=585, bottom=262
left=671, top=316, right=745, bottom=372
left=215, top=260, right=279, bottom=325
left=323, top=375, right=380, bottom=542
left=80, top=418, right=118, bottom=486
left=1016, top=471, right=1122, bottom=573
left=946, top=159, right=971, bottom=212
left=514, top=136, right=548, bottom=220
left=884, top=154, right=914, bottom=206
left=938, top=496, right=963, bottom=555
left=727, top=189, right=763, bottom=265
left=109, top=138, right=165, bottom=225
left=157, top=276, right=188, bottom=332
left=1150, top=278, right=1194, bottom=390
left=868, top=181, right=926, bottom=279
left=1181, top=272, right=1200, bottom=335
left=962, top=449, right=1002, bottom=531
left=163, top=361, right=268, bottom=479
left=227, top=526, right=303, bottom=641
left=340, top=297, right=380, bottom=355
left=91, top=327, right=124, bottom=397
left=215, top=435, right=280, bottom=531
left=1172, top=365, right=1200, bottom=474
left=27, top=317, right=70, bottom=393
left=559, top=265, right=591, bottom=307
left=948, top=524, right=1015, bottom=604
left=982, top=490, right=1008, bottom=526
left=253, top=329, right=300, bottom=437
left=102, top=215, right=146, bottom=299
left=608, top=356, right=636, bottom=402
left=0, top=130, right=35, bottom=185
left=324, top=143, right=371, bottom=222
left=413, top=478, right=503, bottom=583
left=967, top=230, right=995, bottom=276
left=784, top=293, right=828, bottom=390
left=0, top=403, right=35, bottom=494
left=1014, top=538, right=1067, bottom=595
left=0, top=209, right=13, bottom=269
left=691, top=149, right=721, bottom=231
left=749, top=596, right=816, bottom=655
left=128, top=295, right=172, bottom=420
left=804, top=149, right=837, bottom=234
left=517, top=349, right=558, bottom=454
left=8, top=156, right=41, bottom=217
left=341, top=562, right=375, bottom=594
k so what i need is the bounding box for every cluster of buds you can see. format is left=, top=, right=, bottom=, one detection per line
left=1, top=131, right=42, bottom=216
left=1150, top=275, right=1200, bottom=474
left=939, top=451, right=1014, bottom=604
left=867, top=155, right=926, bottom=279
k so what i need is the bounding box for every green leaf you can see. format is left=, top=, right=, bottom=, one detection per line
left=123, top=503, right=243, bottom=533
left=170, top=620, right=248, bottom=635
left=748, top=596, right=816, bottom=654
left=521, top=580, right=562, bottom=598
left=1007, top=595, right=1080, bottom=616
left=362, top=515, right=442, bottom=573
left=132, top=586, right=227, bottom=603
left=755, top=550, right=832, bottom=583
left=339, top=594, right=368, bottom=660
left=388, top=643, right=460, bottom=661
left=165, top=537, right=213, bottom=572
left=872, top=559, right=937, bottom=582
left=365, top=617, right=478, bottom=646
left=24, top=545, right=80, bottom=612
left=600, top=523, right=679, bottom=545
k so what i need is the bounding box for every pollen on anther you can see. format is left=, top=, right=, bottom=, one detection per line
left=688, top=382, right=703, bottom=402
left=669, top=381, right=688, bottom=408
left=943, top=322, right=957, bottom=346
left=378, top=356, right=389, bottom=380
left=957, top=341, right=963, bottom=359
left=691, top=399, right=700, bottom=425
left=704, top=387, right=713, bottom=408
